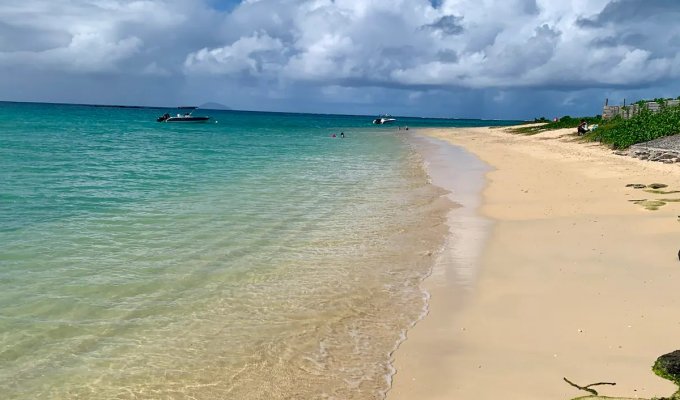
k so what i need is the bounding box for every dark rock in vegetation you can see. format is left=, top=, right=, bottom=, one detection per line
left=653, top=350, right=680, bottom=386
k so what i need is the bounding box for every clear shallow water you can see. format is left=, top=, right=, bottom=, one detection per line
left=0, top=102, right=518, bottom=399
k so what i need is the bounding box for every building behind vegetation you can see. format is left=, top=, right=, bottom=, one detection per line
left=603, top=98, right=680, bottom=120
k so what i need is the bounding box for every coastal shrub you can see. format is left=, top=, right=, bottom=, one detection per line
left=593, top=103, right=680, bottom=149
left=510, top=101, right=680, bottom=146
left=511, top=115, right=602, bottom=135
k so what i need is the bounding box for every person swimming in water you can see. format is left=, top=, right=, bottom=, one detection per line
left=340, top=132, right=345, bottom=138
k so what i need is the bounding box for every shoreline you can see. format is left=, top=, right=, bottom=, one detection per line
left=389, top=126, right=680, bottom=399
left=385, top=132, right=493, bottom=398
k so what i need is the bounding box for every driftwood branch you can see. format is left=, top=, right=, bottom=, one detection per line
left=563, top=377, right=616, bottom=396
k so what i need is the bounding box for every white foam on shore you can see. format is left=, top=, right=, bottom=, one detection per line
left=382, top=131, right=494, bottom=397
left=413, top=133, right=493, bottom=289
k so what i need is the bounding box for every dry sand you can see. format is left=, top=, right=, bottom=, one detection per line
left=388, top=125, right=680, bottom=400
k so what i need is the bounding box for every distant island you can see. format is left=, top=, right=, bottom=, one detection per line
left=199, top=102, right=231, bottom=110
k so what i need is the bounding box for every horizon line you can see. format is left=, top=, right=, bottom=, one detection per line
left=0, top=99, right=527, bottom=122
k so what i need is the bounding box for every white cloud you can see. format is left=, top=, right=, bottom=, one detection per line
left=184, top=32, right=285, bottom=75
left=0, top=32, right=142, bottom=72
left=0, top=0, right=196, bottom=73
left=1, top=0, right=680, bottom=117
left=184, top=0, right=680, bottom=92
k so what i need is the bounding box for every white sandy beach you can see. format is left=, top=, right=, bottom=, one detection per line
left=389, top=126, right=680, bottom=400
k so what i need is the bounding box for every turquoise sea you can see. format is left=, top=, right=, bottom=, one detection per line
left=0, top=102, right=518, bottom=399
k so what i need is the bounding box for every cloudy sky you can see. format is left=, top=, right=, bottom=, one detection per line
left=0, top=0, right=679, bottom=119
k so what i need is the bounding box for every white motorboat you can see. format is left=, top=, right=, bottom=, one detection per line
left=372, top=115, right=396, bottom=124
left=157, top=107, right=210, bottom=122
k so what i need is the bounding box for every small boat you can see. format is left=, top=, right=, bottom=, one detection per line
left=372, top=115, right=396, bottom=124
left=157, top=107, right=210, bottom=122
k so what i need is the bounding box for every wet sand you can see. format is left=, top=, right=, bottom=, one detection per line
left=389, top=126, right=680, bottom=400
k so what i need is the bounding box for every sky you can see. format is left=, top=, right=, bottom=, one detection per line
left=1, top=0, right=679, bottom=119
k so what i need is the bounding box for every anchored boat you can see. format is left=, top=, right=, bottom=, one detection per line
left=372, top=115, right=396, bottom=124
left=157, top=107, right=210, bottom=123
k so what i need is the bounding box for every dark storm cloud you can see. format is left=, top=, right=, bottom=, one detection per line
left=577, top=0, right=680, bottom=65
left=437, top=49, right=459, bottom=63
left=0, top=21, right=71, bottom=52
left=520, top=0, right=540, bottom=15
left=421, top=15, right=464, bottom=35
left=577, top=0, right=680, bottom=28
left=429, top=0, right=444, bottom=9
left=590, top=33, right=648, bottom=49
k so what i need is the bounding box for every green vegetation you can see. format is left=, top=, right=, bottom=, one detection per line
left=629, top=199, right=667, bottom=210
left=592, top=103, right=680, bottom=149
left=513, top=101, right=680, bottom=149
left=652, top=351, right=680, bottom=400
left=511, top=115, right=602, bottom=135
left=644, top=189, right=680, bottom=195
left=653, top=363, right=678, bottom=386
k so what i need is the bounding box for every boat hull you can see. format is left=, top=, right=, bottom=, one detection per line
left=164, top=117, right=211, bottom=122
left=157, top=115, right=211, bottom=123
left=372, top=118, right=396, bottom=124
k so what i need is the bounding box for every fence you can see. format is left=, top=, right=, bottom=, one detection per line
left=603, top=99, right=680, bottom=120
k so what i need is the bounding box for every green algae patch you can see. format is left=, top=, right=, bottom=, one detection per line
left=649, top=183, right=669, bottom=189
left=653, top=350, right=680, bottom=388
left=570, top=397, right=647, bottom=400
left=629, top=199, right=667, bottom=210
left=644, top=189, right=680, bottom=194
left=627, top=184, right=678, bottom=195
